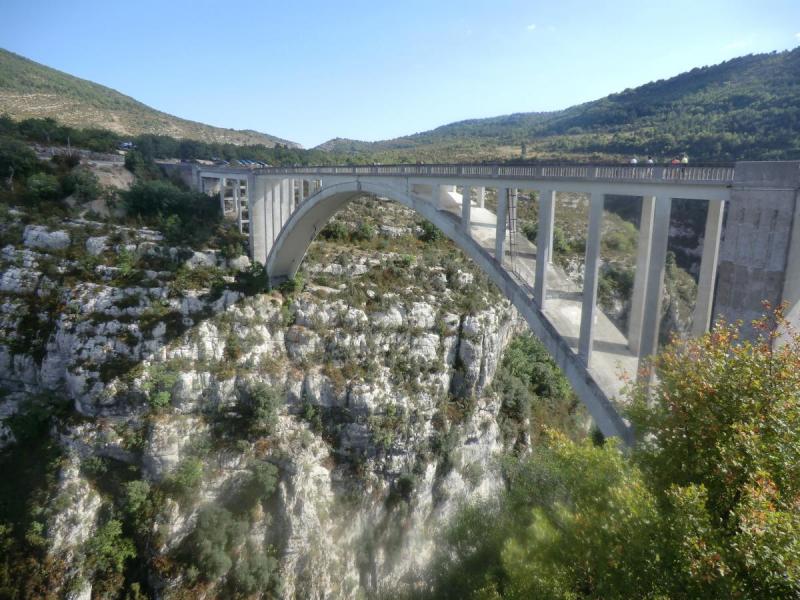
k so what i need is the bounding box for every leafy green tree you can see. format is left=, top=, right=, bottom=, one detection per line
left=84, top=518, right=136, bottom=576
left=418, top=309, right=800, bottom=599
left=25, top=173, right=60, bottom=201
left=628, top=306, right=800, bottom=598
left=0, top=136, right=39, bottom=184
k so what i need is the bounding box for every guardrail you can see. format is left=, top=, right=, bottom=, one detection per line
left=242, top=163, right=735, bottom=184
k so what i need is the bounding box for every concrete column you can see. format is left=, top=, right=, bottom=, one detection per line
left=284, top=179, right=291, bottom=216
left=579, top=193, right=604, bottom=365
left=628, top=195, right=656, bottom=355
left=692, top=199, right=725, bottom=337
left=280, top=179, right=291, bottom=228
left=288, top=178, right=296, bottom=213
left=637, top=195, right=673, bottom=372
left=219, top=177, right=227, bottom=214
left=477, top=186, right=485, bottom=209
left=298, top=179, right=305, bottom=203
left=249, top=176, right=268, bottom=265
left=232, top=179, right=240, bottom=217
left=495, top=187, right=507, bottom=263
left=267, top=180, right=279, bottom=248
left=462, top=186, right=472, bottom=234
left=534, top=189, right=556, bottom=307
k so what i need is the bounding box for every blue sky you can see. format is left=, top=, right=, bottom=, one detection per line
left=1, top=0, right=798, bottom=148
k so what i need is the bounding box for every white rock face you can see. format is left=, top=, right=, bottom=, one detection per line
left=184, top=250, right=217, bottom=269
left=23, top=225, right=71, bottom=250
left=85, top=236, right=108, bottom=256
left=48, top=456, right=102, bottom=561
left=0, top=207, right=527, bottom=599
left=408, top=302, right=436, bottom=329
left=0, top=267, right=41, bottom=293
left=228, top=254, right=251, bottom=272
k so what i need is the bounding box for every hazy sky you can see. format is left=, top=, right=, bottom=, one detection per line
left=2, top=0, right=798, bottom=147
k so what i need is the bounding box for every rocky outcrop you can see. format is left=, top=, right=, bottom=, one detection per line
left=0, top=200, right=521, bottom=598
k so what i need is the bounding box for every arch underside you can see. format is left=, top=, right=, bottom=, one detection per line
left=267, top=180, right=632, bottom=443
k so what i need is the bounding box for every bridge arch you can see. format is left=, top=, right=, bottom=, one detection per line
left=266, top=179, right=633, bottom=443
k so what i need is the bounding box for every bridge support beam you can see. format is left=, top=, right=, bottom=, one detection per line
left=219, top=178, right=227, bottom=215
left=268, top=180, right=280, bottom=247
left=298, top=179, right=305, bottom=204
left=638, top=195, right=673, bottom=373
left=462, top=186, right=472, bottom=234
left=249, top=176, right=268, bottom=265
left=477, top=186, right=485, bottom=209
left=629, top=195, right=656, bottom=355
left=579, top=193, right=604, bottom=364
left=495, top=187, right=507, bottom=264
left=534, top=189, right=556, bottom=307
left=280, top=179, right=291, bottom=228
left=692, top=199, right=725, bottom=336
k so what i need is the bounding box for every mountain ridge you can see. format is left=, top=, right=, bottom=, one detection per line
left=314, top=48, right=800, bottom=162
left=0, top=48, right=300, bottom=148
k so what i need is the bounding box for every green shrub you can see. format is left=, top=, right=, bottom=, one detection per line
left=60, top=168, right=100, bottom=201
left=0, top=136, right=40, bottom=182
left=228, top=462, right=280, bottom=513
left=419, top=220, right=444, bottom=243
left=122, top=180, right=220, bottom=245
left=278, top=275, right=303, bottom=297
left=84, top=519, right=136, bottom=576
left=351, top=221, right=375, bottom=242
left=25, top=173, right=60, bottom=202
left=186, top=505, right=245, bottom=580
left=142, top=364, right=178, bottom=410
left=244, top=383, right=282, bottom=436
left=230, top=545, right=279, bottom=595
left=320, top=221, right=348, bottom=241
left=164, top=458, right=203, bottom=501
left=234, top=262, right=268, bottom=295
left=123, top=480, right=151, bottom=519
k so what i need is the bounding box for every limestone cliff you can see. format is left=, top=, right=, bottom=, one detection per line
left=0, top=199, right=535, bottom=598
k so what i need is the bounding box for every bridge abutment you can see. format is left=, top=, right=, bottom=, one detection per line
left=714, top=161, right=800, bottom=337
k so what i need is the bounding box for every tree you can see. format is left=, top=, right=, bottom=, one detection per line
left=628, top=305, right=800, bottom=598
left=25, top=172, right=60, bottom=201
left=418, top=307, right=800, bottom=599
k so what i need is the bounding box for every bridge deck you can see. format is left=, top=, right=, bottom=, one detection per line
left=253, top=163, right=735, bottom=186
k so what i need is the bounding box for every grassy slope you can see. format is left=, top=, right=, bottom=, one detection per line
left=316, top=48, right=800, bottom=162
left=0, top=48, right=299, bottom=148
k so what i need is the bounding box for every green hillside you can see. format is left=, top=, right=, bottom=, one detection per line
left=0, top=48, right=299, bottom=148
left=317, top=48, right=800, bottom=162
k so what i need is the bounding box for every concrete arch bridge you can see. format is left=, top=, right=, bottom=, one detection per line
left=186, top=161, right=800, bottom=444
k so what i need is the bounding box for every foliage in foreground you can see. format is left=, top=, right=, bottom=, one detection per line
left=415, top=308, right=800, bottom=599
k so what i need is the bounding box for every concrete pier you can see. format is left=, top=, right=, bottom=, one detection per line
left=579, top=192, right=604, bottom=365
left=638, top=195, right=672, bottom=370
left=692, top=199, right=725, bottom=336
left=534, top=189, right=556, bottom=307
left=628, top=195, right=655, bottom=355
left=495, top=187, right=507, bottom=263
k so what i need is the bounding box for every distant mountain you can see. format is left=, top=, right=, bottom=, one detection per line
left=316, top=48, right=800, bottom=162
left=0, top=48, right=300, bottom=148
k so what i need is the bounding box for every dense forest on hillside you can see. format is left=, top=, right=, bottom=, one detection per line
left=318, top=48, right=800, bottom=163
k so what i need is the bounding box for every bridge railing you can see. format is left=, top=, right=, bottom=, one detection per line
left=245, top=163, right=735, bottom=184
